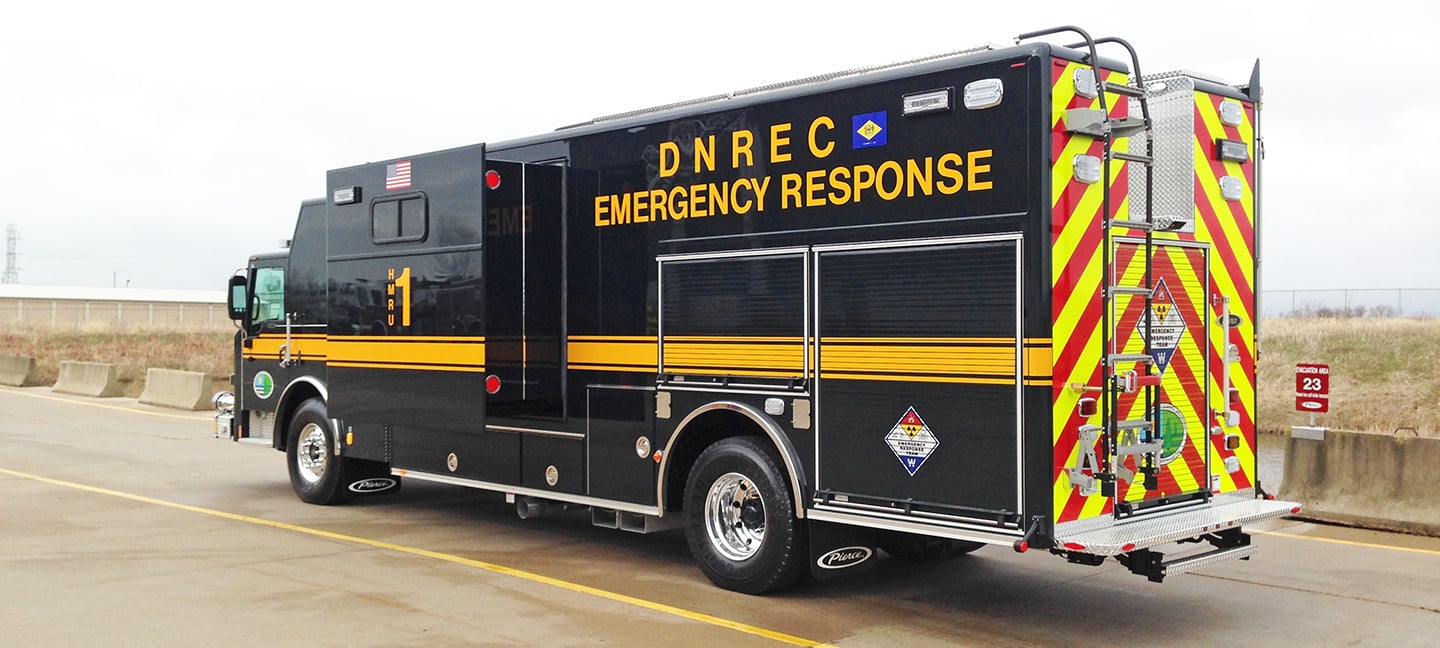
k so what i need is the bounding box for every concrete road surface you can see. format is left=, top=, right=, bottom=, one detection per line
left=3, top=386, right=1438, bottom=646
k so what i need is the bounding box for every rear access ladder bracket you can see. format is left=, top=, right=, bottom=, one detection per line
left=1038, top=28, right=1165, bottom=502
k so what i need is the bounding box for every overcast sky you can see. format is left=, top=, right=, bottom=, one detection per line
left=1, top=1, right=1433, bottom=293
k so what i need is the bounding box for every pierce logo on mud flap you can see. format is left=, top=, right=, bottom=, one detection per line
left=348, top=478, right=398, bottom=494
left=817, top=546, right=874, bottom=570
left=885, top=407, right=939, bottom=476
left=252, top=371, right=274, bottom=399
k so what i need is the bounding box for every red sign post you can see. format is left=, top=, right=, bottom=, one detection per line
left=1295, top=363, right=1330, bottom=414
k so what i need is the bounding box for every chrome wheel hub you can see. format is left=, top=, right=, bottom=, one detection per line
left=703, top=471, right=766, bottom=561
left=296, top=423, right=328, bottom=484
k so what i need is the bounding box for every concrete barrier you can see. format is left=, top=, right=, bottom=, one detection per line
left=1279, top=428, right=1440, bottom=537
left=52, top=361, right=123, bottom=398
left=138, top=368, right=210, bottom=411
left=0, top=355, right=40, bottom=386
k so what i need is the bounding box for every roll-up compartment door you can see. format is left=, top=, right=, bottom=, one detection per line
left=814, top=236, right=1022, bottom=526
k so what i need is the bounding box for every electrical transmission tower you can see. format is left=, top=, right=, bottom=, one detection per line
left=2, top=224, right=18, bottom=284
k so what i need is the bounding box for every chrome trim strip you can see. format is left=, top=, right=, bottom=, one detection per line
left=807, top=507, right=1021, bottom=545
left=276, top=374, right=328, bottom=408
left=486, top=425, right=585, bottom=440
left=658, top=400, right=807, bottom=519
left=658, top=385, right=810, bottom=397
left=655, top=246, right=811, bottom=263
left=393, top=469, right=662, bottom=517
left=813, top=499, right=1022, bottom=530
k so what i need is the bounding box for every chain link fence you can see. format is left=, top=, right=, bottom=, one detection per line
left=1261, top=289, right=1440, bottom=318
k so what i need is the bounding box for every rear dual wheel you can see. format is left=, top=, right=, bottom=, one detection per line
left=684, top=437, right=807, bottom=595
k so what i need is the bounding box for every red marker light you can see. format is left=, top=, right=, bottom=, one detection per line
left=485, top=375, right=501, bottom=394
left=485, top=169, right=501, bottom=189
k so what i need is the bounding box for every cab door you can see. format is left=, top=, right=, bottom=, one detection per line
left=235, top=260, right=292, bottom=435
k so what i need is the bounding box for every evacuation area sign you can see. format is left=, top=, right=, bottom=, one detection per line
left=1296, top=363, right=1330, bottom=413
left=1134, top=278, right=1186, bottom=374
left=885, top=407, right=939, bottom=476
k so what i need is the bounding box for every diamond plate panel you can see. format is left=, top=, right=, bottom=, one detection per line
left=1053, top=495, right=1298, bottom=555
left=1129, top=75, right=1197, bottom=232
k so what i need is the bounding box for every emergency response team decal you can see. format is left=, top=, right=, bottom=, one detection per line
left=885, top=407, right=938, bottom=476
left=1133, top=277, right=1185, bottom=374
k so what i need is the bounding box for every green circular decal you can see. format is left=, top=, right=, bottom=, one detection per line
left=253, top=371, right=275, bottom=399
left=1157, top=404, right=1187, bottom=465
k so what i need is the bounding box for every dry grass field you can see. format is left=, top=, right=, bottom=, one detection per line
left=1257, top=318, right=1440, bottom=436
left=4, top=319, right=1436, bottom=435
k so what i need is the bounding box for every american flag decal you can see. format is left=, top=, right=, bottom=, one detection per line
left=385, top=161, right=412, bottom=190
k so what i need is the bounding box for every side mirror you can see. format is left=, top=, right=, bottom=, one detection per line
left=227, top=274, right=248, bottom=321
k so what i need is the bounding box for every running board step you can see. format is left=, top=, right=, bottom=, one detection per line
left=1161, top=543, right=1258, bottom=578
left=1109, top=219, right=1153, bottom=231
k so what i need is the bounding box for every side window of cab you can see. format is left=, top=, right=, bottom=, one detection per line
left=252, top=266, right=286, bottom=330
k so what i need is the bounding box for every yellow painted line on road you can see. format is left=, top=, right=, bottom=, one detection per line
left=1255, top=529, right=1440, bottom=557
left=0, top=467, right=834, bottom=647
left=1, top=387, right=207, bottom=421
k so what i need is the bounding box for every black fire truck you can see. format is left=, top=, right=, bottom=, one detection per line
left=219, top=26, right=1298, bottom=593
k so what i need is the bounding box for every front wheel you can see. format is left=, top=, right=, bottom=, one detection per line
left=683, top=437, right=806, bottom=594
left=286, top=398, right=351, bottom=505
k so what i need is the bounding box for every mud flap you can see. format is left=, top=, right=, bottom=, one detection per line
left=808, top=519, right=879, bottom=581
left=344, top=458, right=402, bottom=497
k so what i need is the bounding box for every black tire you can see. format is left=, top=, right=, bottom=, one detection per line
left=286, top=398, right=352, bottom=505
left=877, top=531, right=984, bottom=561
left=683, top=437, right=806, bottom=595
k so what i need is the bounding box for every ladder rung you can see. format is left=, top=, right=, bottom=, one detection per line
left=1102, top=82, right=1147, bottom=98
left=1111, top=150, right=1153, bottom=164
left=1108, top=354, right=1153, bottom=364
left=1117, top=441, right=1162, bottom=456
left=1115, top=420, right=1153, bottom=430
left=1109, top=219, right=1153, bottom=231
left=1109, top=286, right=1153, bottom=297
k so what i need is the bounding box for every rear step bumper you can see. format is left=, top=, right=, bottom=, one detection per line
left=1162, top=542, right=1257, bottom=577
left=1053, top=496, right=1300, bottom=555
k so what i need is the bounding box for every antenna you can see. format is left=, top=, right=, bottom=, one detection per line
left=2, top=224, right=17, bottom=284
